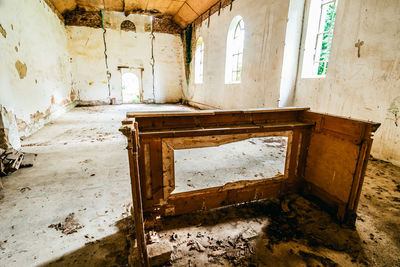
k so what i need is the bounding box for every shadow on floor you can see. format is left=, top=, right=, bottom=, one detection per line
left=160, top=194, right=368, bottom=266
left=40, top=194, right=367, bottom=266
left=39, top=218, right=131, bottom=267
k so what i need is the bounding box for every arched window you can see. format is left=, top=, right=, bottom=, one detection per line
left=194, top=37, right=204, bottom=84
left=225, top=16, right=245, bottom=84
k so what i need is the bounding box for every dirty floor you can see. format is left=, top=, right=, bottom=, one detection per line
left=174, top=136, right=288, bottom=193
left=0, top=104, right=192, bottom=267
left=0, top=104, right=399, bottom=267
left=146, top=156, right=400, bottom=267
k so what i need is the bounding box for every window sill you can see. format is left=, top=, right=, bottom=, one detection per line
left=301, top=75, right=326, bottom=79
left=225, top=81, right=241, bottom=85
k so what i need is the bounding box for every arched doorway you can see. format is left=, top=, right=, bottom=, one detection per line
left=121, top=72, right=140, bottom=103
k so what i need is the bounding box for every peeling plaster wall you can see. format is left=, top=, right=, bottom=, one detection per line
left=67, top=12, right=185, bottom=104
left=0, top=0, right=73, bottom=146
left=293, top=0, right=400, bottom=165
left=184, top=0, right=290, bottom=109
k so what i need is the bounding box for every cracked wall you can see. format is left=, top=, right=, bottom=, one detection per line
left=67, top=11, right=185, bottom=104
left=293, top=0, right=400, bottom=165
left=0, top=0, right=74, bottom=148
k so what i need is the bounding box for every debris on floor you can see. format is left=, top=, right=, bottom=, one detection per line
left=0, top=149, right=37, bottom=192
left=0, top=149, right=24, bottom=175
left=48, top=213, right=84, bottom=235
left=126, top=190, right=397, bottom=266
left=20, top=152, right=37, bottom=168
left=0, top=149, right=37, bottom=177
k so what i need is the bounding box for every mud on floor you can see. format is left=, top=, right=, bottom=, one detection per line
left=126, top=158, right=400, bottom=267
left=138, top=195, right=365, bottom=267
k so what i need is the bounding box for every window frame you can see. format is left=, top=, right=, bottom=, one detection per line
left=301, top=0, right=338, bottom=78
left=225, top=16, right=245, bottom=84
left=231, top=19, right=244, bottom=82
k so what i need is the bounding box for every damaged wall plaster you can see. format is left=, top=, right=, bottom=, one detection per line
left=0, top=0, right=74, bottom=147
left=0, top=24, right=6, bottom=38
left=15, top=60, right=27, bottom=79
left=293, top=0, right=400, bottom=165
left=121, top=20, right=136, bottom=32
left=67, top=11, right=185, bottom=105
left=63, top=7, right=102, bottom=28
left=184, top=0, right=290, bottom=109
left=0, top=106, right=21, bottom=150
left=64, top=8, right=182, bottom=35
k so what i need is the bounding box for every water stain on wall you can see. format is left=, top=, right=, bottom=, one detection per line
left=0, top=24, right=7, bottom=38
left=15, top=60, right=27, bottom=79
left=388, top=97, right=400, bottom=127
left=70, top=90, right=76, bottom=102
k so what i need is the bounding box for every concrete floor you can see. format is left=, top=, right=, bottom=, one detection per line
left=0, top=104, right=192, bottom=267
left=174, top=136, right=287, bottom=193
left=0, top=104, right=399, bottom=267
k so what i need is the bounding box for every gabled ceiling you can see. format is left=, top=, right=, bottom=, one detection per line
left=49, top=0, right=221, bottom=28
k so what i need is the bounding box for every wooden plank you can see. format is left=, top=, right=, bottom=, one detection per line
left=104, top=0, right=123, bottom=11
left=149, top=139, right=163, bottom=202
left=351, top=138, right=373, bottom=214
left=165, top=0, right=186, bottom=15
left=144, top=143, right=152, bottom=200
left=186, top=0, right=219, bottom=15
left=304, top=133, right=360, bottom=204
left=127, top=110, right=215, bottom=118
left=163, top=177, right=285, bottom=216
left=139, top=122, right=313, bottom=139
left=287, top=129, right=301, bottom=184
left=162, top=131, right=291, bottom=150
left=302, top=111, right=380, bottom=144
left=127, top=107, right=309, bottom=118
left=138, top=139, right=148, bottom=205
left=123, top=125, right=149, bottom=267
left=347, top=139, right=371, bottom=212
left=162, top=141, right=175, bottom=198
left=297, top=128, right=312, bottom=184
left=132, top=111, right=309, bottom=132
left=173, top=3, right=197, bottom=27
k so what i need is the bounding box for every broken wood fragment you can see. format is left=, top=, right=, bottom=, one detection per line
left=20, top=153, right=37, bottom=168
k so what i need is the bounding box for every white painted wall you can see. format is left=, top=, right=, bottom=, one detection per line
left=67, top=12, right=185, bottom=105
left=184, top=0, right=290, bottom=109
left=293, top=0, right=400, bottom=165
left=279, top=0, right=305, bottom=107
left=0, top=0, right=73, bottom=143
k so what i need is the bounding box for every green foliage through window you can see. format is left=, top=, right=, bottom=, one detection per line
left=317, top=2, right=337, bottom=75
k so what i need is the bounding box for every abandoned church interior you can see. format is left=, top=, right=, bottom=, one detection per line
left=0, top=0, right=399, bottom=266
